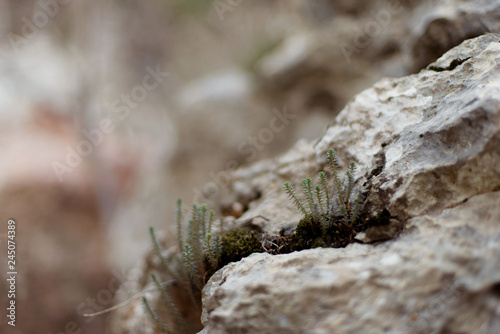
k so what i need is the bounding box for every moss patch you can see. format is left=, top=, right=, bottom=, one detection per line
left=289, top=215, right=357, bottom=250
left=220, top=228, right=262, bottom=266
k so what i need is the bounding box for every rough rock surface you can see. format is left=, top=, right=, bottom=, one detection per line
left=227, top=33, right=500, bottom=234
left=201, top=192, right=500, bottom=334
left=201, top=34, right=500, bottom=333
left=407, top=0, right=500, bottom=72
left=108, top=33, right=500, bottom=334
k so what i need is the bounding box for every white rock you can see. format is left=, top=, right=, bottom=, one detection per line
left=201, top=34, right=500, bottom=334
left=202, top=191, right=500, bottom=333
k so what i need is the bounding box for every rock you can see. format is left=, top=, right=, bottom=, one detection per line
left=227, top=33, right=500, bottom=233
left=406, top=0, right=500, bottom=72
left=201, top=34, right=500, bottom=333
left=362, top=34, right=500, bottom=220
left=108, top=32, right=500, bottom=334
left=354, top=218, right=403, bottom=243
left=201, top=191, right=500, bottom=333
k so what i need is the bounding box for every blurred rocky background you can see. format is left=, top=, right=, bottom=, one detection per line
left=0, top=0, right=499, bottom=333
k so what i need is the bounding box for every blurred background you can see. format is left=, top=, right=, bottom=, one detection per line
left=0, top=0, right=495, bottom=333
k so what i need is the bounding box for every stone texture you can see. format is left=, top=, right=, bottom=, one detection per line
left=201, top=192, right=500, bottom=334
left=108, top=26, right=500, bottom=334
left=225, top=33, right=500, bottom=233
left=407, top=0, right=500, bottom=72
left=354, top=218, right=403, bottom=243
left=201, top=34, right=500, bottom=333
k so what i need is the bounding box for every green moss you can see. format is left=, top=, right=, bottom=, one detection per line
left=291, top=218, right=324, bottom=250
left=324, top=218, right=356, bottom=248
left=290, top=215, right=355, bottom=250
left=220, top=228, right=262, bottom=266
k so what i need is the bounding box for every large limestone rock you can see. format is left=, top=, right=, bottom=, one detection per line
left=202, top=192, right=500, bottom=333
left=227, top=33, right=500, bottom=233
left=407, top=0, right=500, bottom=72
left=201, top=34, right=500, bottom=333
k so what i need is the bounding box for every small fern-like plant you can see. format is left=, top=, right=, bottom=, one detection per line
left=284, top=149, right=363, bottom=248
left=142, top=150, right=364, bottom=331
left=144, top=199, right=222, bottom=333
